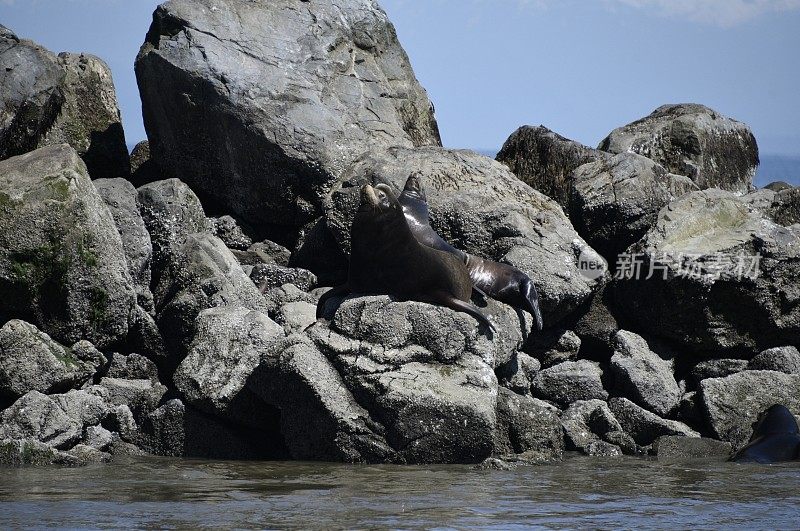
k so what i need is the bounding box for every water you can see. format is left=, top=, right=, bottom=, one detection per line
left=2, top=455, right=799, bottom=529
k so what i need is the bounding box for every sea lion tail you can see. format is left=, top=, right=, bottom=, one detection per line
left=522, top=278, right=544, bottom=332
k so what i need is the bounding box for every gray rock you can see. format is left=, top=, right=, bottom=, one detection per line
left=250, top=263, right=318, bottom=293
left=745, top=186, right=800, bottom=228
left=248, top=335, right=393, bottom=462
left=613, top=188, right=800, bottom=352
left=129, top=140, right=150, bottom=174
left=598, top=103, right=758, bottom=194
left=210, top=215, right=253, bottom=251
left=82, top=425, right=113, bottom=451
left=495, top=125, right=610, bottom=208
left=531, top=360, right=608, bottom=407
left=65, top=443, right=112, bottom=465
left=493, top=388, right=563, bottom=460
left=98, top=377, right=167, bottom=418
left=137, top=178, right=210, bottom=280
left=690, top=359, right=749, bottom=386
left=699, top=370, right=800, bottom=449
left=496, top=352, right=540, bottom=395
left=528, top=329, right=581, bottom=368
left=584, top=441, right=623, bottom=457
left=610, top=330, right=681, bottom=417
left=129, top=140, right=159, bottom=188
left=608, top=397, right=699, bottom=446
left=94, top=177, right=154, bottom=311
left=573, top=285, right=620, bottom=355
left=238, top=240, right=292, bottom=267
left=0, top=320, right=104, bottom=400
left=106, top=353, right=159, bottom=382
left=135, top=0, right=440, bottom=230
left=324, top=146, right=607, bottom=324
left=263, top=284, right=318, bottom=316
left=570, top=153, right=697, bottom=259
left=0, top=389, right=110, bottom=449
left=153, top=233, right=270, bottom=361
left=271, top=300, right=317, bottom=335
left=561, top=399, right=621, bottom=450
left=748, top=346, right=800, bottom=374
left=138, top=398, right=280, bottom=459
left=0, top=28, right=129, bottom=178
left=0, top=437, right=78, bottom=466
left=313, top=295, right=509, bottom=463
left=653, top=435, right=732, bottom=461
left=0, top=145, right=137, bottom=349
left=173, top=306, right=285, bottom=428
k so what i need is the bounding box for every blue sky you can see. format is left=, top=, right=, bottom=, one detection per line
left=1, top=0, right=799, bottom=155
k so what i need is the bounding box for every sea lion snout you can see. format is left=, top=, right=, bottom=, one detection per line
left=360, top=184, right=379, bottom=207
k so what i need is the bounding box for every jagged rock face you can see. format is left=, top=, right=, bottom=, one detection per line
left=493, top=388, right=563, bottom=461
left=300, top=296, right=508, bottom=463
left=608, top=397, right=699, bottom=446
left=531, top=359, right=608, bottom=407
left=570, top=153, right=698, bottom=260
left=0, top=27, right=129, bottom=178
left=613, top=188, right=800, bottom=353
left=699, top=370, right=800, bottom=449
left=598, top=104, right=758, bottom=194
left=94, top=178, right=154, bottom=311
left=745, top=186, right=800, bottom=227
left=153, top=233, right=270, bottom=363
left=748, top=346, right=800, bottom=374
left=610, top=330, right=681, bottom=418
left=0, top=145, right=137, bottom=349
left=135, top=0, right=440, bottom=232
left=323, top=146, right=608, bottom=324
left=137, top=178, right=210, bottom=282
left=496, top=125, right=610, bottom=208
left=0, top=320, right=105, bottom=400
left=173, top=306, right=285, bottom=429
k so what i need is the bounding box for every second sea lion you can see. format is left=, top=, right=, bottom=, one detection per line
left=398, top=173, right=544, bottom=332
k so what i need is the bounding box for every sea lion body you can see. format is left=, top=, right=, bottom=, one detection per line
left=316, top=184, right=494, bottom=333
left=731, top=404, right=800, bottom=463
left=398, top=174, right=544, bottom=331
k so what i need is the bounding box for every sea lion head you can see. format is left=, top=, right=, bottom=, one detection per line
left=358, top=183, right=402, bottom=215
left=402, top=172, right=427, bottom=201
left=753, top=404, right=799, bottom=436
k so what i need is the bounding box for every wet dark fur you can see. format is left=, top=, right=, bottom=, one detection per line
left=398, top=173, right=544, bottom=332
left=731, top=404, right=800, bottom=463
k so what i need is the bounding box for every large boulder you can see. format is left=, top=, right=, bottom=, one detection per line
left=699, top=370, right=800, bottom=449
left=609, top=330, right=681, bottom=417
left=285, top=295, right=513, bottom=463
left=0, top=320, right=105, bottom=401
left=94, top=178, right=154, bottom=311
left=531, top=359, right=608, bottom=407
left=0, top=145, right=137, bottom=349
left=173, top=306, right=285, bottom=428
left=135, top=0, right=440, bottom=232
left=495, top=125, right=609, bottom=208
left=323, top=146, right=608, bottom=324
left=0, top=27, right=129, bottom=178
left=137, top=178, right=210, bottom=282
left=608, top=397, right=699, bottom=446
left=598, top=104, right=758, bottom=194
left=613, top=188, right=800, bottom=353
left=153, top=233, right=270, bottom=362
left=570, top=153, right=697, bottom=259
left=493, top=388, right=564, bottom=461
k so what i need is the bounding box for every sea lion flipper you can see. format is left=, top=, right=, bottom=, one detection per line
left=521, top=278, right=544, bottom=332
left=316, top=284, right=351, bottom=319
left=418, top=290, right=496, bottom=336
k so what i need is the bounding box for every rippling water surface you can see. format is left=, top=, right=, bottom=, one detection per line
left=2, top=455, right=799, bottom=528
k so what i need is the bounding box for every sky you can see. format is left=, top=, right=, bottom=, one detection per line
left=1, top=0, right=799, bottom=156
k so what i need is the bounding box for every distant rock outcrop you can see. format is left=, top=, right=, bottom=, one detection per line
left=598, top=104, right=758, bottom=194
left=0, top=26, right=129, bottom=178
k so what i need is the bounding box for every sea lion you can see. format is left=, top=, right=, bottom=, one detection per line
left=397, top=173, right=544, bottom=332
left=731, top=404, right=800, bottom=463
left=316, top=183, right=494, bottom=333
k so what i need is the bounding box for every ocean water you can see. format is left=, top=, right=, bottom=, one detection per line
left=1, top=455, right=799, bottom=529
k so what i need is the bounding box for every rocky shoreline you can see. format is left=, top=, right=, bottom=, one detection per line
left=1, top=0, right=798, bottom=467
